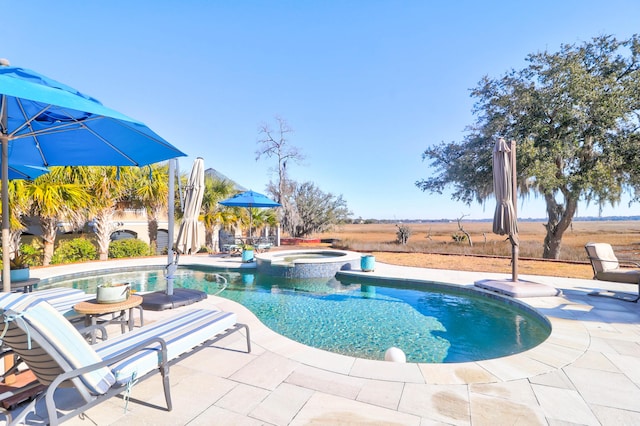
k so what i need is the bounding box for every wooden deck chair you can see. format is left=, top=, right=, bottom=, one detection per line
left=585, top=243, right=640, bottom=302
left=0, top=292, right=250, bottom=425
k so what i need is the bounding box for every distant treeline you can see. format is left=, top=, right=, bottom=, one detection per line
left=350, top=216, right=640, bottom=224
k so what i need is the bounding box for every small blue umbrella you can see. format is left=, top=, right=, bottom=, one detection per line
left=219, top=190, right=280, bottom=238
left=0, top=61, right=186, bottom=291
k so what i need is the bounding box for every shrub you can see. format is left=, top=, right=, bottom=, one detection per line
left=51, top=238, right=98, bottom=265
left=109, top=239, right=150, bottom=259
left=18, top=243, right=42, bottom=267
left=396, top=224, right=412, bottom=245
left=451, top=232, right=468, bottom=243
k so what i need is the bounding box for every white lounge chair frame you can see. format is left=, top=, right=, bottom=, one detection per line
left=0, top=293, right=250, bottom=425
left=585, top=242, right=640, bottom=302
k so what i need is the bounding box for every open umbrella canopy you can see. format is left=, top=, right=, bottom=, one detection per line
left=0, top=65, right=185, bottom=166
left=2, top=163, right=48, bottom=180
left=219, top=190, right=281, bottom=208
left=219, top=190, right=280, bottom=238
left=175, top=157, right=205, bottom=255
left=0, top=62, right=186, bottom=292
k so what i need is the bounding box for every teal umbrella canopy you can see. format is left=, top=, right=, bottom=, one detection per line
left=219, top=190, right=281, bottom=209
left=0, top=61, right=186, bottom=291
left=219, top=190, right=280, bottom=238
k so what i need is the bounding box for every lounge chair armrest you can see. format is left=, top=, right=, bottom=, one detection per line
left=48, top=336, right=169, bottom=394
left=45, top=336, right=169, bottom=424
left=77, top=324, right=108, bottom=342
left=616, top=259, right=640, bottom=268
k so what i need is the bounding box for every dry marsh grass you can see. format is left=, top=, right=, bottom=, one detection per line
left=312, top=221, right=640, bottom=279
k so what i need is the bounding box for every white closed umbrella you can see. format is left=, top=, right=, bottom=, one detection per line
left=175, top=157, right=205, bottom=255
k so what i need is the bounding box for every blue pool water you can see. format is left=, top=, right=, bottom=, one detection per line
left=44, top=267, right=550, bottom=363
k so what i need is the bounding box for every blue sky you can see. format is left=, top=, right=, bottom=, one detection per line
left=2, top=1, right=639, bottom=220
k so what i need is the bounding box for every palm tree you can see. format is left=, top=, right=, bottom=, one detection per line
left=134, top=163, right=169, bottom=254
left=27, top=167, right=91, bottom=265
left=3, top=179, right=32, bottom=259
left=86, top=167, right=134, bottom=261
left=200, top=177, right=236, bottom=252
left=249, top=208, right=278, bottom=239
left=57, top=166, right=136, bottom=261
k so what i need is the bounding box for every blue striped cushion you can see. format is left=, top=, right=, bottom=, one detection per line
left=95, top=309, right=237, bottom=385
left=0, top=292, right=116, bottom=395
left=31, top=288, right=93, bottom=318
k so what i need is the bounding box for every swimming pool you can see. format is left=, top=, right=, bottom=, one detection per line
left=43, top=267, right=550, bottom=363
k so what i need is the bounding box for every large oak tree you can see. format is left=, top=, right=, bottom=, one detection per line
left=417, top=35, right=640, bottom=259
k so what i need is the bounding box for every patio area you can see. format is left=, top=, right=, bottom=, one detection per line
left=13, top=254, right=640, bottom=425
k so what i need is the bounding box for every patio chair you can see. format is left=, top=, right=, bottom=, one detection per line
left=0, top=288, right=103, bottom=419
left=0, top=292, right=250, bottom=425
left=584, top=243, right=640, bottom=302
left=254, top=237, right=274, bottom=252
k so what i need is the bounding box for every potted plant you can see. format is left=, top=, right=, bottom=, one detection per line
left=241, top=244, right=255, bottom=263
left=9, top=253, right=31, bottom=282
left=8, top=244, right=41, bottom=282
left=96, top=282, right=131, bottom=304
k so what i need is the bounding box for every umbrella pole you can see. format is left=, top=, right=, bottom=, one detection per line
left=1, top=104, right=15, bottom=384
left=1, top=98, right=11, bottom=293
left=166, top=158, right=176, bottom=296
left=511, top=140, right=519, bottom=282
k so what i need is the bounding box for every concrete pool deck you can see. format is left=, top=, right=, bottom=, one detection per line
left=16, top=254, right=640, bottom=425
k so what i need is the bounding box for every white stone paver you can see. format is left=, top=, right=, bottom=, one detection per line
left=531, top=383, right=600, bottom=425
left=469, top=392, right=546, bottom=426
left=289, top=392, right=421, bottom=425
left=564, top=366, right=640, bottom=412
left=398, top=383, right=470, bottom=425
left=249, top=382, right=314, bottom=426
left=229, top=351, right=299, bottom=391
left=11, top=254, right=640, bottom=425
left=355, top=379, right=404, bottom=410
left=285, top=364, right=365, bottom=400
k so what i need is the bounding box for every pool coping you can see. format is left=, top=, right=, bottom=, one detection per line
left=30, top=254, right=591, bottom=385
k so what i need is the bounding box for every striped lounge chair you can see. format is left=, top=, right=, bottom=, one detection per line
left=30, top=288, right=94, bottom=319
left=0, top=292, right=250, bottom=425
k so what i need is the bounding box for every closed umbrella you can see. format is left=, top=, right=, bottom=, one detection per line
left=0, top=61, right=185, bottom=291
left=175, top=157, right=205, bottom=255
left=492, top=138, right=519, bottom=281
left=219, top=190, right=280, bottom=239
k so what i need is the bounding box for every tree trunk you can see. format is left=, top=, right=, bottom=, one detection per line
left=9, top=230, right=22, bottom=258
left=93, top=209, right=116, bottom=261
left=40, top=217, right=58, bottom=266
left=147, top=216, right=158, bottom=252
left=542, top=192, right=578, bottom=259
left=205, top=224, right=219, bottom=252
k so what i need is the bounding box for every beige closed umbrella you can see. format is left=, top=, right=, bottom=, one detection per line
left=492, top=138, right=519, bottom=281
left=176, top=157, right=205, bottom=255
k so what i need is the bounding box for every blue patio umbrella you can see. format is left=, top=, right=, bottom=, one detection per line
left=219, top=190, right=280, bottom=238
left=0, top=60, right=186, bottom=291
left=3, top=164, right=49, bottom=180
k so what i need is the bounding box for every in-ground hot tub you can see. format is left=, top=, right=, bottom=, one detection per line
left=255, top=249, right=362, bottom=278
